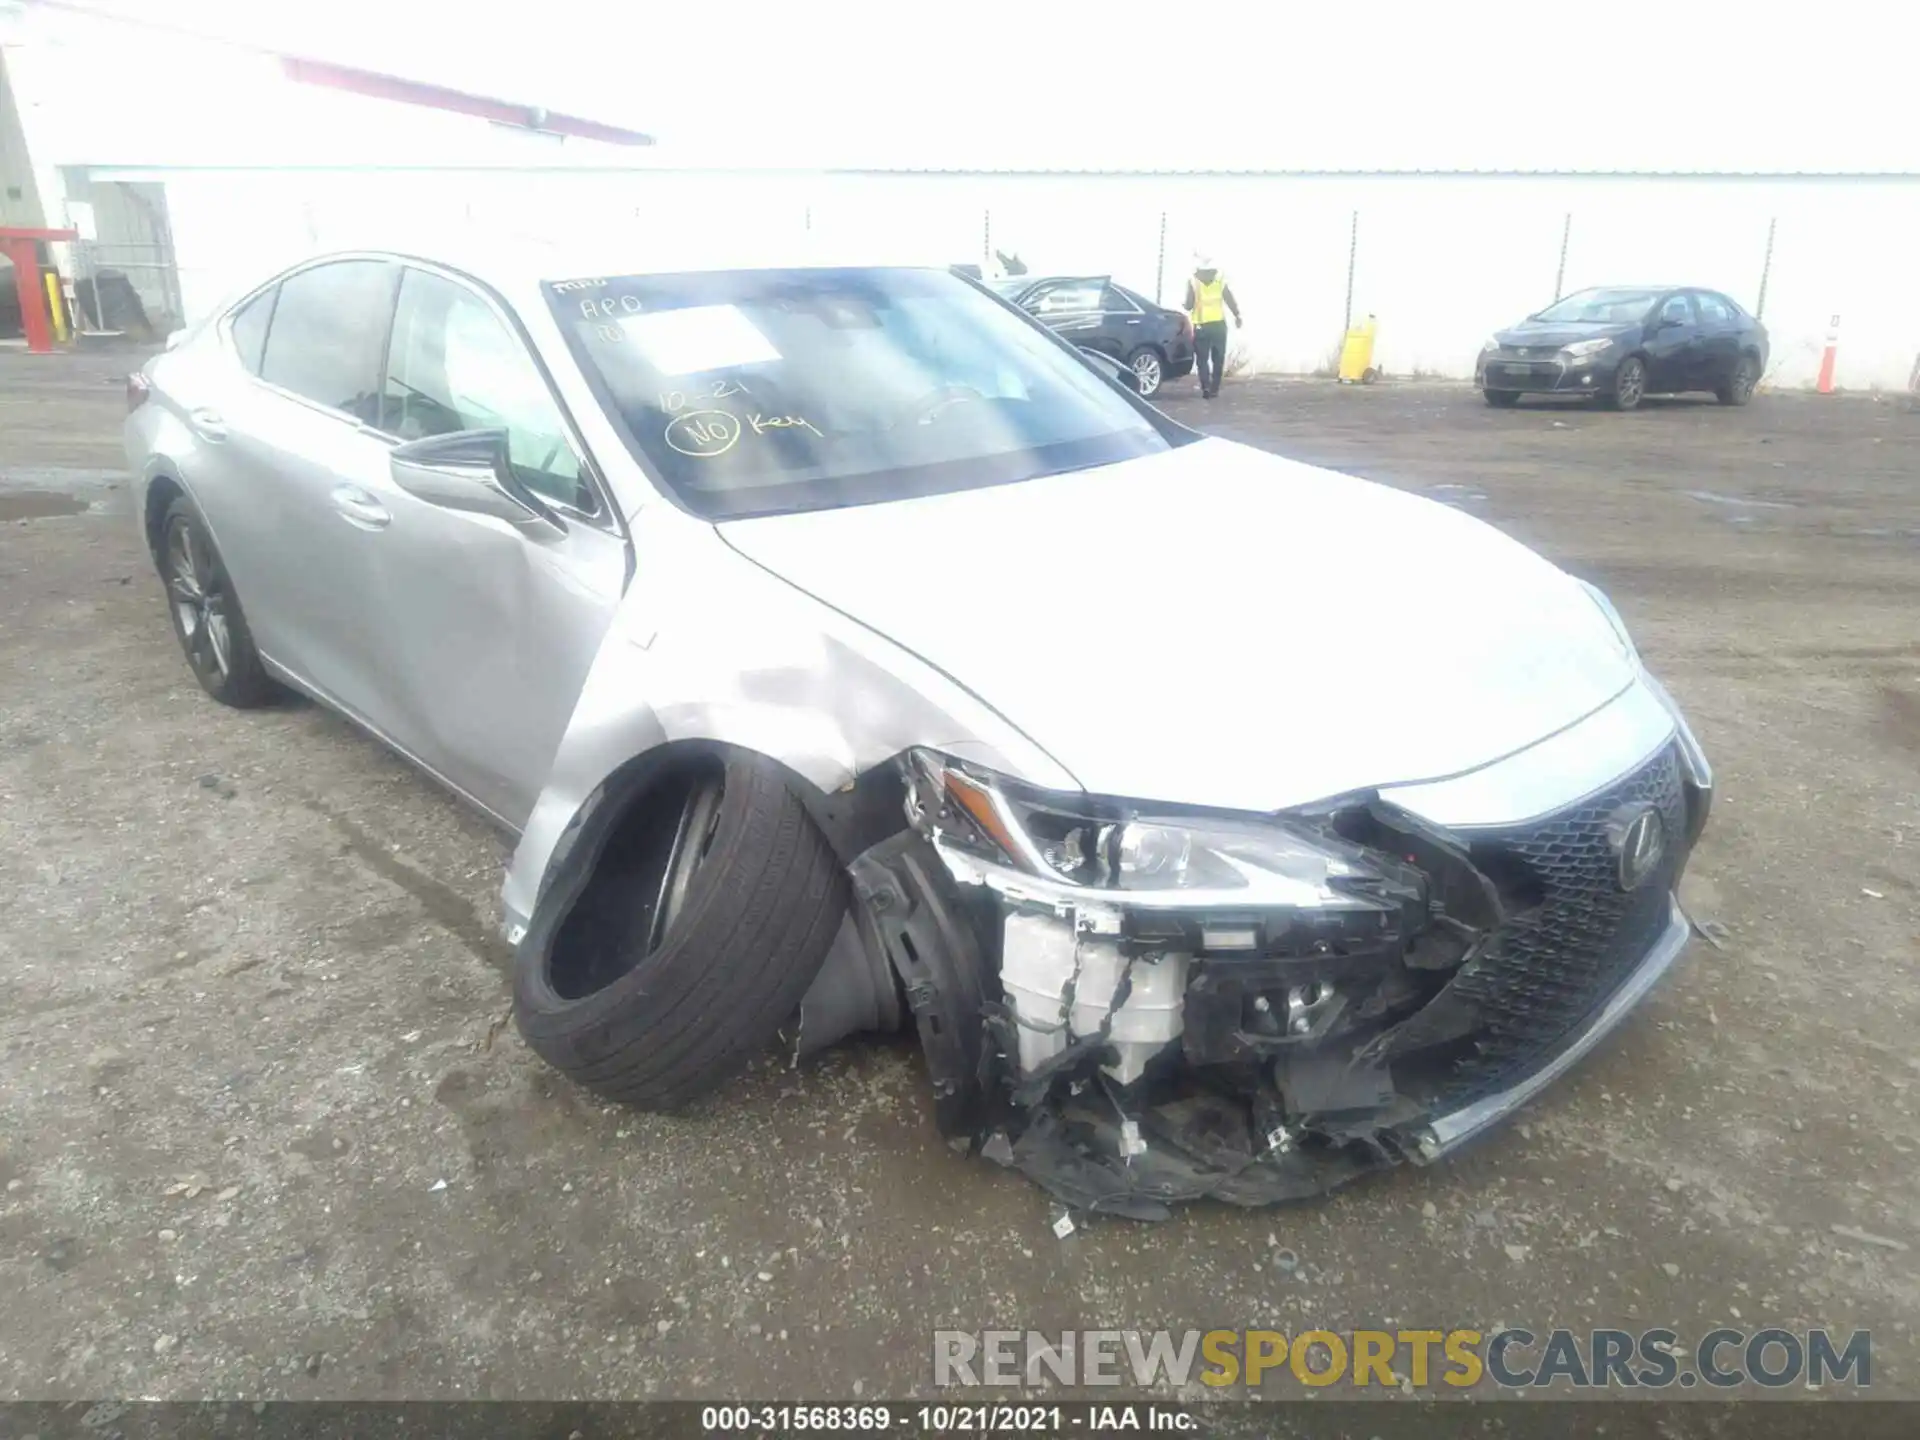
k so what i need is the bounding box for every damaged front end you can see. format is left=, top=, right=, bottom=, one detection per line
left=840, top=744, right=1698, bottom=1220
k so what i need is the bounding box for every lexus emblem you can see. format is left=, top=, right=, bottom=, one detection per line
left=1613, top=807, right=1667, bottom=891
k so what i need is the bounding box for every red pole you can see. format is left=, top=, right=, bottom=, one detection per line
left=1, top=228, right=78, bottom=356
left=3, top=238, right=53, bottom=354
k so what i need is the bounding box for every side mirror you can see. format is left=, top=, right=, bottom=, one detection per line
left=388, top=428, right=565, bottom=539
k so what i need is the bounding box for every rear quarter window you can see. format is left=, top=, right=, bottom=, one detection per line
left=226, top=287, right=277, bottom=375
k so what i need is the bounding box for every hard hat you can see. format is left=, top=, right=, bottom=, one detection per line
left=1194, top=251, right=1214, bottom=268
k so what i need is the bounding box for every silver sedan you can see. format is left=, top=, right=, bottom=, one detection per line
left=126, top=245, right=1711, bottom=1217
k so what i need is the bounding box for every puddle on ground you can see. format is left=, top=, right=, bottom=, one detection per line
left=0, top=490, right=90, bottom=521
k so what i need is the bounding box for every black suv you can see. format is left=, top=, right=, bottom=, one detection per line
left=989, top=275, right=1194, bottom=398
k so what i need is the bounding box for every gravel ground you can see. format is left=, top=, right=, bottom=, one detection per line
left=2, top=349, right=1916, bottom=1402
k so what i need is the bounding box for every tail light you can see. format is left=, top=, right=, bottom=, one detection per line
left=126, top=372, right=151, bottom=413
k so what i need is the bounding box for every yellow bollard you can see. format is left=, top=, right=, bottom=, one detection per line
left=1337, top=314, right=1379, bottom=384
left=43, top=271, right=70, bottom=343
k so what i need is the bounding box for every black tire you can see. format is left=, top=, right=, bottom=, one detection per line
left=1483, top=388, right=1521, bottom=407
left=514, top=753, right=849, bottom=1110
left=1602, top=355, right=1646, bottom=411
left=1125, top=346, right=1165, bottom=398
left=1717, top=352, right=1760, bottom=406
left=158, top=496, right=277, bottom=707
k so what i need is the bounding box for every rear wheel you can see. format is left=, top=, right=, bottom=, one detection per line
left=1602, top=355, right=1647, bottom=411
left=514, top=754, right=849, bottom=1110
left=1483, top=388, right=1521, bottom=407
left=1126, top=346, right=1165, bottom=398
left=159, top=497, right=276, bottom=707
left=1717, top=353, right=1759, bottom=406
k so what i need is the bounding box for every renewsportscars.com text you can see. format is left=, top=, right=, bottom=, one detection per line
left=933, top=1327, right=1872, bottom=1391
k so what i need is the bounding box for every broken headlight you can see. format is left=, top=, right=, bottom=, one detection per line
left=906, top=749, right=1385, bottom=907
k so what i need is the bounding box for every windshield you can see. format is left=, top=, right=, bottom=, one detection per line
left=1533, top=288, right=1661, bottom=324
left=986, top=278, right=1030, bottom=297
left=548, top=268, right=1170, bottom=520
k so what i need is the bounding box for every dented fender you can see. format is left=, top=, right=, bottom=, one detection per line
left=501, top=508, right=1078, bottom=933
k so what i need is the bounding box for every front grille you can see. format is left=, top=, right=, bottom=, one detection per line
left=1440, top=745, right=1688, bottom=1098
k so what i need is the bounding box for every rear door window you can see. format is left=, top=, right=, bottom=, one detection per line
left=1693, top=292, right=1736, bottom=325
left=257, top=260, right=399, bottom=424
left=227, top=287, right=277, bottom=374
left=1029, top=279, right=1104, bottom=315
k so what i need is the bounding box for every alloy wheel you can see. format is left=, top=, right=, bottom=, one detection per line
left=1131, top=352, right=1162, bottom=395
left=166, top=519, right=232, bottom=682
left=646, top=771, right=726, bottom=954
left=1616, top=359, right=1645, bottom=409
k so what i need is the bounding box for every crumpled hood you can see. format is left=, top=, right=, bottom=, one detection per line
left=717, top=439, right=1636, bottom=813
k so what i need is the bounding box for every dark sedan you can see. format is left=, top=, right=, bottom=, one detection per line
left=990, top=275, right=1194, bottom=397
left=1478, top=286, right=1769, bottom=410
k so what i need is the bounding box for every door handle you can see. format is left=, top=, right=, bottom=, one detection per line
left=330, top=484, right=391, bottom=531
left=188, top=407, right=229, bottom=443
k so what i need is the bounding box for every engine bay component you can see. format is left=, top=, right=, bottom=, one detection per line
left=824, top=743, right=1699, bottom=1219
left=999, top=911, right=1189, bottom=1085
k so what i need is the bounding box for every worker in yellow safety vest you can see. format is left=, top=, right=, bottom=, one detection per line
left=1184, top=254, right=1244, bottom=399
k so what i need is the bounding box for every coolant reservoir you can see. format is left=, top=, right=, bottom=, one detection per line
left=1070, top=944, right=1189, bottom=1085
left=1000, top=912, right=1189, bottom=1086
left=1001, top=913, right=1075, bottom=1075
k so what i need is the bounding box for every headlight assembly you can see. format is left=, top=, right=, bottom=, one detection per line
left=1560, top=337, right=1614, bottom=361
left=904, top=749, right=1386, bottom=909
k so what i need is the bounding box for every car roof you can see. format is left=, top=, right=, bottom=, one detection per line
left=342, top=231, right=945, bottom=294
left=999, top=275, right=1160, bottom=303
left=1567, top=284, right=1721, bottom=295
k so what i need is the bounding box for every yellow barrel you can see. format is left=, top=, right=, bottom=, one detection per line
left=44, top=272, right=71, bottom=344
left=1338, top=314, right=1379, bottom=383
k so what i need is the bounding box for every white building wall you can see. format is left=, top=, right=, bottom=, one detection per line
left=105, top=162, right=1920, bottom=393
left=5, top=0, right=1915, bottom=386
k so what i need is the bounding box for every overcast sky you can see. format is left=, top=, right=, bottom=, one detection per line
left=16, top=0, right=1914, bottom=173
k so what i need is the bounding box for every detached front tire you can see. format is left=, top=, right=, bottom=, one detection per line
left=514, top=753, right=849, bottom=1110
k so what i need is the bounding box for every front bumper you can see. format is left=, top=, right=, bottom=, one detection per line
left=1480, top=351, right=1620, bottom=394
left=1415, top=893, right=1689, bottom=1158
left=865, top=727, right=1706, bottom=1218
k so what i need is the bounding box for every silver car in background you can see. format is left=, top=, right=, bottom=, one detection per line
left=126, top=244, right=1711, bottom=1218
